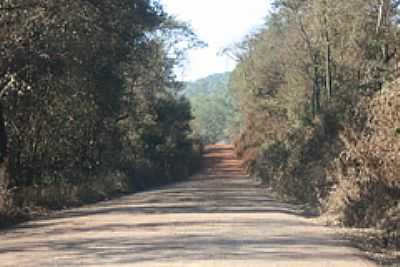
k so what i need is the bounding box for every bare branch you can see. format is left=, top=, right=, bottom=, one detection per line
left=0, top=3, right=43, bottom=12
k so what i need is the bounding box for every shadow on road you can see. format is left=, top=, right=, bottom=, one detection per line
left=0, top=145, right=367, bottom=266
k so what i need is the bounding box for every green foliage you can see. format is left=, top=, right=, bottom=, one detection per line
left=184, top=73, right=238, bottom=144
left=0, top=0, right=202, bottom=209
left=255, top=141, right=289, bottom=184
left=184, top=73, right=231, bottom=97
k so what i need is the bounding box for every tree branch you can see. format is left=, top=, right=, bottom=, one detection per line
left=0, top=3, right=43, bottom=12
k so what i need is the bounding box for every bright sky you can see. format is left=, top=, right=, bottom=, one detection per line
left=160, top=0, right=271, bottom=81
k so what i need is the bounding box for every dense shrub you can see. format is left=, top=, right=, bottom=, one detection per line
left=325, top=84, right=400, bottom=247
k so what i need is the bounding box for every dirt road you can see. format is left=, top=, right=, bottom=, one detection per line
left=0, top=145, right=375, bottom=266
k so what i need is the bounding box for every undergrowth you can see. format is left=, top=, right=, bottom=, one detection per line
left=236, top=81, right=400, bottom=250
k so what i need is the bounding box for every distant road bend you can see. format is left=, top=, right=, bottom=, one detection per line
left=0, top=145, right=375, bottom=266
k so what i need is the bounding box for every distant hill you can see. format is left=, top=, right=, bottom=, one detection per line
left=184, top=72, right=237, bottom=144
left=184, top=72, right=231, bottom=97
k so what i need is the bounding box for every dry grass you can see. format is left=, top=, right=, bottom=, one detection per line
left=325, top=82, right=400, bottom=249
left=338, top=227, right=400, bottom=266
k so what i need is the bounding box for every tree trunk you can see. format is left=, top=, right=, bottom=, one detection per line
left=325, top=30, right=332, bottom=99
left=377, top=0, right=384, bottom=33
left=0, top=104, right=7, bottom=163
left=323, top=3, right=332, bottom=99
left=312, top=58, right=321, bottom=118
left=0, top=103, right=10, bottom=214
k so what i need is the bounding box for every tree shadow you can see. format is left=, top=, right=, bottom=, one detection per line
left=0, top=145, right=369, bottom=266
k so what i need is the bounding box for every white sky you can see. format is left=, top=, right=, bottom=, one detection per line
left=160, top=0, right=271, bottom=81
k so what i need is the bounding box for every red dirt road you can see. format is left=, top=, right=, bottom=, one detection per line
left=0, top=145, right=376, bottom=266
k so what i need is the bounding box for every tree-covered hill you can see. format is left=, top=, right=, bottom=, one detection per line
left=183, top=72, right=231, bottom=97
left=184, top=72, right=238, bottom=144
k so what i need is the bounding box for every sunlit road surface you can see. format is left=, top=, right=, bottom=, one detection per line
left=0, top=145, right=375, bottom=267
